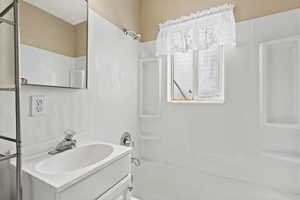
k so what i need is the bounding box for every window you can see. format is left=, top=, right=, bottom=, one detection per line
left=168, top=47, right=224, bottom=103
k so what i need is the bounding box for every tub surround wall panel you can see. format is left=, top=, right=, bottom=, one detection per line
left=136, top=9, right=300, bottom=200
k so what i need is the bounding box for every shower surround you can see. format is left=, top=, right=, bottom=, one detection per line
left=135, top=8, right=300, bottom=200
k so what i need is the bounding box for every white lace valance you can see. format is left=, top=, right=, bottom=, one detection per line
left=156, top=4, right=236, bottom=55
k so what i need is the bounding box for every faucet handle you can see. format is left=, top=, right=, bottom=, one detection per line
left=120, top=132, right=134, bottom=147
left=64, top=129, right=76, bottom=140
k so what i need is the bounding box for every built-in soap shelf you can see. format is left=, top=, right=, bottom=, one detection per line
left=139, top=57, right=162, bottom=119
left=260, top=36, right=300, bottom=129
left=262, top=151, right=300, bottom=164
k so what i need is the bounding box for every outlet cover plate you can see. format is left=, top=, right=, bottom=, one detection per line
left=31, top=95, right=46, bottom=117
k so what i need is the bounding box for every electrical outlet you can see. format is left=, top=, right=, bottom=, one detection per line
left=31, top=95, right=46, bottom=117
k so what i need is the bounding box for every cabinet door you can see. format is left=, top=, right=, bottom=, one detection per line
left=96, top=176, right=130, bottom=200
left=59, top=155, right=130, bottom=200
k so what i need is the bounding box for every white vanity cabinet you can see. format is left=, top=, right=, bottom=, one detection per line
left=23, top=154, right=131, bottom=200
left=58, top=155, right=130, bottom=200
left=24, top=155, right=130, bottom=200
left=19, top=140, right=132, bottom=200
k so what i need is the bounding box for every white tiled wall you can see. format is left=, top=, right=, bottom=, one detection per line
left=136, top=8, right=300, bottom=200
left=0, top=9, right=139, bottom=200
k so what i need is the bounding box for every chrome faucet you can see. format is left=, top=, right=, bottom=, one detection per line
left=48, top=129, right=77, bottom=155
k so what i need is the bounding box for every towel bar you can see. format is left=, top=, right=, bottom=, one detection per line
left=0, top=17, right=14, bottom=25
left=0, top=153, right=17, bottom=162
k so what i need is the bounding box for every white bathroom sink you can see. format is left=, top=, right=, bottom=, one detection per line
left=12, top=138, right=131, bottom=190
left=36, top=144, right=114, bottom=174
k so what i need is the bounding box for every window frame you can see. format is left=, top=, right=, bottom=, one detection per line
left=167, top=47, right=225, bottom=104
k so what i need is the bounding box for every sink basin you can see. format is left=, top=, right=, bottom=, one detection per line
left=36, top=144, right=114, bottom=174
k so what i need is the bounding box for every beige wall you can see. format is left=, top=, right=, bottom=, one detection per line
left=0, top=0, right=15, bottom=89
left=89, top=0, right=141, bottom=33
left=20, top=2, right=87, bottom=57
left=75, top=22, right=87, bottom=57
left=20, top=2, right=76, bottom=57
left=140, top=0, right=300, bottom=42
left=18, top=0, right=300, bottom=50
left=20, top=0, right=140, bottom=57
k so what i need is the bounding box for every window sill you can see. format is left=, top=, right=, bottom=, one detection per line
left=167, top=99, right=225, bottom=104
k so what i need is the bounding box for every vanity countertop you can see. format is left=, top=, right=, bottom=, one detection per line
left=11, top=137, right=131, bottom=191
